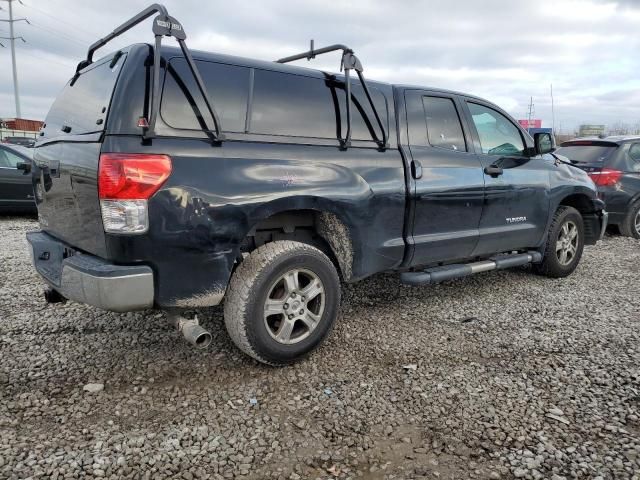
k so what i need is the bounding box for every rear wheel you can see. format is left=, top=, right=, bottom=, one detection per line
left=534, top=206, right=585, bottom=278
left=620, top=201, right=640, bottom=239
left=224, top=240, right=341, bottom=365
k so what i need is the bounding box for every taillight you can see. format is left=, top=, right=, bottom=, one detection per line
left=98, top=153, right=172, bottom=234
left=98, top=153, right=172, bottom=200
left=588, top=169, right=622, bottom=187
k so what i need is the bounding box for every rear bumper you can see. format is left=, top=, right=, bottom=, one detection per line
left=26, top=231, right=154, bottom=312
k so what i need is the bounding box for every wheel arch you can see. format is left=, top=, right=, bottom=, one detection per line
left=241, top=200, right=356, bottom=281
left=558, top=192, right=596, bottom=216
left=554, top=189, right=602, bottom=246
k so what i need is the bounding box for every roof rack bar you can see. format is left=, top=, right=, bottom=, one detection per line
left=83, top=3, right=169, bottom=68
left=147, top=34, right=163, bottom=141
left=176, top=38, right=224, bottom=140
left=277, top=43, right=351, bottom=64
left=73, top=3, right=223, bottom=144
left=276, top=41, right=388, bottom=150
left=354, top=69, right=387, bottom=149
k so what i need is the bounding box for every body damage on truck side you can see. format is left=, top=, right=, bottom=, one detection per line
left=99, top=135, right=407, bottom=307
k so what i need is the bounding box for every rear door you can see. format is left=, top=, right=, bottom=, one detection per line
left=33, top=52, right=128, bottom=257
left=404, top=90, right=485, bottom=266
left=0, top=147, right=34, bottom=207
left=462, top=99, right=550, bottom=255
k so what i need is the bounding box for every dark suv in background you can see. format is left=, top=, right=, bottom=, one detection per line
left=556, top=137, right=640, bottom=238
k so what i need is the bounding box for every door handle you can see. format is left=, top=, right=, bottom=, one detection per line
left=411, top=160, right=423, bottom=179
left=484, top=165, right=503, bottom=177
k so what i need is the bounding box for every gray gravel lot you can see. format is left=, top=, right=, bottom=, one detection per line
left=1, top=216, right=639, bottom=480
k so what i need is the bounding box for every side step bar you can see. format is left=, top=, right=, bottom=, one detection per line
left=400, top=251, right=542, bottom=286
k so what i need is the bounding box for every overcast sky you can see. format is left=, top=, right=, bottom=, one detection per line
left=1, top=0, right=639, bottom=133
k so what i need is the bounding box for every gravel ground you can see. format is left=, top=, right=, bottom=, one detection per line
left=1, top=216, right=639, bottom=480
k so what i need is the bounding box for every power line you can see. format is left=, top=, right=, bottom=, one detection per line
left=27, top=19, right=88, bottom=49
left=19, top=1, right=95, bottom=39
left=17, top=46, right=75, bottom=69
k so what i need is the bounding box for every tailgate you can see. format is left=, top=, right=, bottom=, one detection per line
left=33, top=53, right=127, bottom=258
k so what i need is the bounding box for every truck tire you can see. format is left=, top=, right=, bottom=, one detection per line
left=224, top=240, right=341, bottom=365
left=533, top=206, right=585, bottom=278
left=620, top=200, right=640, bottom=239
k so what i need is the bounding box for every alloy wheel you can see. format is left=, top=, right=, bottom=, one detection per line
left=263, top=268, right=325, bottom=345
left=556, top=220, right=579, bottom=266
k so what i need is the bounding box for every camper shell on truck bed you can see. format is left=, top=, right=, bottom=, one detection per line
left=26, top=4, right=607, bottom=365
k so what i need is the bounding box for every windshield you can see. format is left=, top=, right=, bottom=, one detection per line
left=556, top=144, right=617, bottom=165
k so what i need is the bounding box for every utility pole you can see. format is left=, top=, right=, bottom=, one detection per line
left=526, top=96, right=535, bottom=133
left=550, top=84, right=556, bottom=133
left=0, top=0, right=28, bottom=118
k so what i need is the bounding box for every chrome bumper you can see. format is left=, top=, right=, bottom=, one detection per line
left=27, top=231, right=154, bottom=312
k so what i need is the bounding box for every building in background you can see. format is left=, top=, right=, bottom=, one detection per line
left=518, top=119, right=554, bottom=141
left=0, top=117, right=43, bottom=142
left=578, top=124, right=605, bottom=137
left=518, top=119, right=543, bottom=130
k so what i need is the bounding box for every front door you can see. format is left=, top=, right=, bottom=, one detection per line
left=404, top=91, right=485, bottom=267
left=0, top=148, right=34, bottom=207
left=461, top=100, right=550, bottom=256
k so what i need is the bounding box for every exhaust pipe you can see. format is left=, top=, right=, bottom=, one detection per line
left=168, top=312, right=212, bottom=349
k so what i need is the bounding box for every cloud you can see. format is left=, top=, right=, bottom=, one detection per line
left=0, top=0, right=638, bottom=132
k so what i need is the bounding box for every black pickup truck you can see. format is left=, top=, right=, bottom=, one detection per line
left=25, top=5, right=607, bottom=365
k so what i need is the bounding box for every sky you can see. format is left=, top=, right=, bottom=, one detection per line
left=1, top=0, right=639, bottom=133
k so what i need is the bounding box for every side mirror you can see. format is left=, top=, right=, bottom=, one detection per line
left=16, top=161, right=32, bottom=175
left=534, top=132, right=556, bottom=155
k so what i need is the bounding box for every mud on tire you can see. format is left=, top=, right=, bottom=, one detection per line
left=224, top=240, right=341, bottom=366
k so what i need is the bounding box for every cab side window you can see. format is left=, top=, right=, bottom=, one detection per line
left=423, top=97, right=466, bottom=151
left=468, top=102, right=525, bottom=157
left=628, top=143, right=640, bottom=171
left=406, top=94, right=466, bottom=152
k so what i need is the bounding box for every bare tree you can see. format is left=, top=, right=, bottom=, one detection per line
left=608, top=121, right=631, bottom=136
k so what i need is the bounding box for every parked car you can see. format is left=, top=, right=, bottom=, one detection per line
left=555, top=137, right=640, bottom=238
left=25, top=4, right=607, bottom=365
left=3, top=136, right=36, bottom=148
left=0, top=143, right=35, bottom=213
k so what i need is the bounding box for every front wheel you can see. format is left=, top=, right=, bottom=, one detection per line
left=224, top=241, right=341, bottom=365
left=533, top=206, right=585, bottom=278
